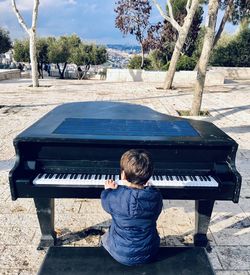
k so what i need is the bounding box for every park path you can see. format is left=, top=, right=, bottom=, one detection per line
left=0, top=78, right=249, bottom=274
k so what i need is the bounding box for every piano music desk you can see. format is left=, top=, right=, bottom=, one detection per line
left=38, top=246, right=215, bottom=275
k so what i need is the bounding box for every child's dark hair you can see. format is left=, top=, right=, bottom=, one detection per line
left=120, top=149, right=153, bottom=185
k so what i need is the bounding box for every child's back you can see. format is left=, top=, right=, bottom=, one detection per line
left=101, top=149, right=163, bottom=266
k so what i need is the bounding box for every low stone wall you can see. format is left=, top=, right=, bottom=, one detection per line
left=0, top=69, right=21, bottom=81
left=209, top=67, right=250, bottom=80
left=106, top=69, right=225, bottom=87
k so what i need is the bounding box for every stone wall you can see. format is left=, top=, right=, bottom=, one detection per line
left=106, top=69, right=225, bottom=87
left=0, top=69, right=21, bottom=81
left=209, top=67, right=250, bottom=80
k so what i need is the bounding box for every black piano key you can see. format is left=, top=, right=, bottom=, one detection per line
left=84, top=174, right=88, bottom=179
left=156, top=175, right=159, bottom=180
left=44, top=174, right=49, bottom=179
left=55, top=174, right=60, bottom=179
left=183, top=176, right=187, bottom=181
left=119, top=174, right=121, bottom=180
left=152, top=175, right=156, bottom=180
left=193, top=176, right=197, bottom=181
left=63, top=174, right=67, bottom=179
left=73, top=174, right=78, bottom=179
left=105, top=175, right=108, bottom=180
left=98, top=174, right=102, bottom=180
left=199, top=176, right=203, bottom=181
left=88, top=174, right=92, bottom=179
left=70, top=174, right=74, bottom=179
left=95, top=174, right=98, bottom=180
left=170, top=176, right=173, bottom=181
left=37, top=173, right=43, bottom=179
left=180, top=176, right=184, bottom=181
left=207, top=176, right=211, bottom=182
left=80, top=174, right=84, bottom=179
left=189, top=175, right=193, bottom=181
left=176, top=176, right=180, bottom=181
left=159, top=175, right=163, bottom=180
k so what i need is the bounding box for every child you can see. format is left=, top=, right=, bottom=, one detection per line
left=101, top=149, right=163, bottom=266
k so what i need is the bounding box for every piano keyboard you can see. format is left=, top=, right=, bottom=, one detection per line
left=33, top=173, right=219, bottom=188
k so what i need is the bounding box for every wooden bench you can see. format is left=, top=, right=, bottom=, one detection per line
left=38, top=246, right=215, bottom=275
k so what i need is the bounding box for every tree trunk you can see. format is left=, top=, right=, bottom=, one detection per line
left=163, top=0, right=200, bottom=89
left=140, top=43, right=144, bottom=69
left=62, top=62, right=67, bottom=78
left=163, top=31, right=186, bottom=89
left=57, top=63, right=63, bottom=79
left=30, top=31, right=39, bottom=87
left=191, top=0, right=219, bottom=116
left=213, top=0, right=234, bottom=48
left=11, top=0, right=40, bottom=87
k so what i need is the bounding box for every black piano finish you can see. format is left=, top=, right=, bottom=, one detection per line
left=9, top=101, right=242, bottom=249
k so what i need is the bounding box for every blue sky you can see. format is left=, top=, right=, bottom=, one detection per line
left=0, top=0, right=237, bottom=45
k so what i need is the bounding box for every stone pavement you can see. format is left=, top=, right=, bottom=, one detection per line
left=0, top=78, right=249, bottom=275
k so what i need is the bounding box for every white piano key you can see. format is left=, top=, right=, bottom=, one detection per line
left=33, top=173, right=219, bottom=188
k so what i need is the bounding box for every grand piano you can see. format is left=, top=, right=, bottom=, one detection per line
left=9, top=101, right=242, bottom=249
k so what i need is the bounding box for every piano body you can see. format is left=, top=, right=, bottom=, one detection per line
left=9, top=102, right=242, bottom=249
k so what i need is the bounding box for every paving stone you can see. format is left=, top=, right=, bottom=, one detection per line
left=0, top=245, right=45, bottom=270
left=0, top=78, right=249, bottom=273
left=215, top=271, right=250, bottom=275
left=0, top=226, right=37, bottom=246
left=216, top=246, right=250, bottom=270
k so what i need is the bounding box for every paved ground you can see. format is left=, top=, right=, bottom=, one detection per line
left=0, top=77, right=249, bottom=274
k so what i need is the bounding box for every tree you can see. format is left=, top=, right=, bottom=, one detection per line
left=12, top=0, right=40, bottom=87
left=210, top=28, right=250, bottom=67
left=13, top=39, right=30, bottom=63
left=47, top=35, right=77, bottom=79
left=70, top=43, right=108, bottom=79
left=36, top=38, right=49, bottom=78
left=153, top=0, right=200, bottom=89
left=191, top=0, right=219, bottom=116
left=13, top=38, right=49, bottom=78
left=213, top=0, right=250, bottom=48
left=0, top=28, right=12, bottom=54
left=114, top=0, right=152, bottom=69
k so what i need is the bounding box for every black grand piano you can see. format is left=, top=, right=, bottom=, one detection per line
left=9, top=101, right=241, bottom=249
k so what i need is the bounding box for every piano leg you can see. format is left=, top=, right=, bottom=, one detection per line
left=194, top=200, right=215, bottom=247
left=34, top=198, right=56, bottom=250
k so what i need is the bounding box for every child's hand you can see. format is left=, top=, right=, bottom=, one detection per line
left=104, top=179, right=118, bottom=190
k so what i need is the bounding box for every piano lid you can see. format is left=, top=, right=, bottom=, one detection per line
left=15, top=101, right=235, bottom=145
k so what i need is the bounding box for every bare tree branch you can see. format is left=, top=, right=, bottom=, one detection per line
left=186, top=0, right=192, bottom=12
left=32, top=0, right=39, bottom=30
left=152, top=0, right=181, bottom=32
left=11, top=0, right=30, bottom=34
left=213, top=0, right=234, bottom=47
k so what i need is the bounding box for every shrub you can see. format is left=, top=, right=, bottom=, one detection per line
left=127, top=55, right=152, bottom=70
left=210, top=28, right=250, bottom=67
left=175, top=55, right=196, bottom=71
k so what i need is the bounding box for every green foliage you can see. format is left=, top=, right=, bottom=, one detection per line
left=148, top=50, right=167, bottom=70
left=210, top=28, right=250, bottom=67
left=47, top=36, right=71, bottom=64
left=47, top=35, right=107, bottom=66
left=13, top=39, right=30, bottom=62
left=0, top=28, right=12, bottom=54
left=175, top=55, right=196, bottom=71
left=128, top=55, right=152, bottom=70
left=162, top=0, right=203, bottom=57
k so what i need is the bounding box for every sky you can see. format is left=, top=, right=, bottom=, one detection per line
left=0, top=0, right=238, bottom=45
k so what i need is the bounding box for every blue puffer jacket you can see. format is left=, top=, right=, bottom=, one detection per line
left=101, top=185, right=163, bottom=266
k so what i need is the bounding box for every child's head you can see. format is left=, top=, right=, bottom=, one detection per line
left=120, top=149, right=153, bottom=185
